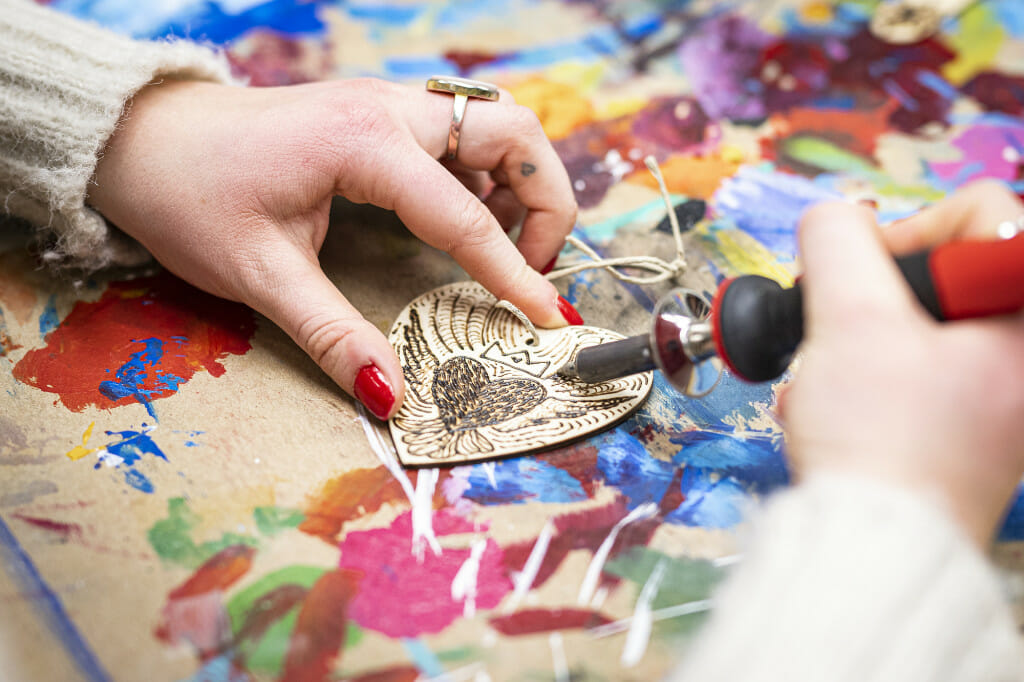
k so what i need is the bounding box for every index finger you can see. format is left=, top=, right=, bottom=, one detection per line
left=883, top=180, right=1023, bottom=254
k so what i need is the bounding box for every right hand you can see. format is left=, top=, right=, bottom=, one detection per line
left=781, top=181, right=1024, bottom=546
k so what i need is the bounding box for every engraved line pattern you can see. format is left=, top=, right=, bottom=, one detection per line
left=388, top=283, right=653, bottom=465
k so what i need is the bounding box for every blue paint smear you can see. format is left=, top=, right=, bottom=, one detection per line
left=98, top=338, right=186, bottom=419
left=123, top=469, right=155, bottom=494
left=39, top=295, right=60, bottom=338
left=0, top=516, right=112, bottom=682
left=99, top=427, right=168, bottom=467
left=462, top=458, right=588, bottom=505
left=998, top=483, right=1024, bottom=541
left=993, top=0, right=1024, bottom=37
left=403, top=638, right=445, bottom=678
left=594, top=429, right=677, bottom=509
left=671, top=429, right=789, bottom=493
left=654, top=370, right=778, bottom=430
left=52, top=0, right=327, bottom=42
left=665, top=468, right=750, bottom=528
left=180, top=653, right=249, bottom=682
left=712, top=166, right=842, bottom=255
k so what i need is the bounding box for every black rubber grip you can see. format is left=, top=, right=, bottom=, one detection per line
left=716, top=276, right=803, bottom=383
left=571, top=334, right=655, bottom=383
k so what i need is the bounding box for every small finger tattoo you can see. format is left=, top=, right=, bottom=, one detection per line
left=521, top=162, right=537, bottom=177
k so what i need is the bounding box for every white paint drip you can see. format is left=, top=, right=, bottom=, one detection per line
left=549, top=632, right=569, bottom=682
left=712, top=553, right=743, bottom=568
left=356, top=406, right=440, bottom=559
left=577, top=502, right=658, bottom=606
left=620, top=559, right=666, bottom=667
left=589, top=585, right=609, bottom=610
left=481, top=461, right=498, bottom=489
left=412, top=467, right=442, bottom=560
left=95, top=450, right=123, bottom=468
left=503, top=520, right=555, bottom=614
left=451, top=538, right=488, bottom=618
left=589, top=599, right=714, bottom=639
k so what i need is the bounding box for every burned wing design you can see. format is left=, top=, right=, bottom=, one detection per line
left=388, top=282, right=653, bottom=465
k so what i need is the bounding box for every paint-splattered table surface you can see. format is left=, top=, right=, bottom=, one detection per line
left=4, top=1, right=1024, bottom=680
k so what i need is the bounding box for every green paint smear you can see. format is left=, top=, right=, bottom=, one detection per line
left=782, top=137, right=944, bottom=201
left=147, top=497, right=258, bottom=568
left=435, top=644, right=482, bottom=663
left=226, top=566, right=363, bottom=674
left=604, top=547, right=725, bottom=637
left=227, top=565, right=325, bottom=630
left=253, top=506, right=304, bottom=536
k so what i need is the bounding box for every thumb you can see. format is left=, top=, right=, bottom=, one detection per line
left=247, top=251, right=405, bottom=420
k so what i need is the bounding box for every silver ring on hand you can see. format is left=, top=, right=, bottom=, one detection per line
left=426, top=75, right=500, bottom=160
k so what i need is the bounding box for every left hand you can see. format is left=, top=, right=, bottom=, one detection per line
left=87, top=77, right=579, bottom=419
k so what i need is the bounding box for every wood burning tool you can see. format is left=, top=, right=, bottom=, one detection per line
left=558, top=231, right=1024, bottom=395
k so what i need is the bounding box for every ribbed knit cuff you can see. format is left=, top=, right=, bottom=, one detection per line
left=670, top=473, right=1024, bottom=682
left=0, top=0, right=239, bottom=270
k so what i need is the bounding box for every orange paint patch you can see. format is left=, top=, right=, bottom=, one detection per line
left=764, top=104, right=895, bottom=159
left=628, top=153, right=743, bottom=199
left=508, top=77, right=595, bottom=140
left=168, top=545, right=255, bottom=600
left=299, top=467, right=408, bottom=541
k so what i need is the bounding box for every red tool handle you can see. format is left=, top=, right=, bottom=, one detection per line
left=929, top=233, right=1024, bottom=320
left=714, top=232, right=1024, bottom=383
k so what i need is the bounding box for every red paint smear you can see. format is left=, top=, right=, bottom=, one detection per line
left=12, top=272, right=255, bottom=413
left=227, top=31, right=331, bottom=87
left=12, top=514, right=82, bottom=541
left=489, top=608, right=612, bottom=636
left=168, top=545, right=255, bottom=600
left=444, top=50, right=500, bottom=75
left=658, top=468, right=687, bottom=517
left=501, top=500, right=658, bottom=593
left=281, top=569, right=360, bottom=682
left=762, top=104, right=895, bottom=164
left=234, top=584, right=308, bottom=650
left=348, top=667, right=419, bottom=682
left=535, top=443, right=601, bottom=498
left=963, top=72, right=1024, bottom=117
left=338, top=509, right=511, bottom=638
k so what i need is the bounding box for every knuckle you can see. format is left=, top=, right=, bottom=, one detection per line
left=296, top=313, right=368, bottom=376
left=447, top=196, right=497, bottom=255
left=508, top=104, right=544, bottom=138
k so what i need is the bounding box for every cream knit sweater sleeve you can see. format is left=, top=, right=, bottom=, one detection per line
left=0, top=0, right=237, bottom=270
left=670, top=473, right=1024, bottom=682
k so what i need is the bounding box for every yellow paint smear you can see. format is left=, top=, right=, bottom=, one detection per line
left=942, top=4, right=1004, bottom=85
left=628, top=153, right=743, bottom=200
left=66, top=422, right=97, bottom=461
left=697, top=225, right=796, bottom=286
left=508, top=77, right=595, bottom=140
left=800, top=1, right=833, bottom=23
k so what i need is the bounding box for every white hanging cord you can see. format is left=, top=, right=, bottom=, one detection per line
left=543, top=155, right=691, bottom=285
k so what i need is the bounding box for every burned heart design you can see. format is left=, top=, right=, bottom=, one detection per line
left=388, top=282, right=653, bottom=466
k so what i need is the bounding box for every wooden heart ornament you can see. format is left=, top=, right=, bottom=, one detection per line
left=387, top=282, right=653, bottom=466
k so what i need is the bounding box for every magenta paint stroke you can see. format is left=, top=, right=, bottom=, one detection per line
left=928, top=119, right=1024, bottom=187
left=337, top=509, right=511, bottom=638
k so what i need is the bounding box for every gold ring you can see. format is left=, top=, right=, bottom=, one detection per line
left=426, top=75, right=500, bottom=160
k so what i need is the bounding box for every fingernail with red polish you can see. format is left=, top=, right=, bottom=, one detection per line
left=354, top=364, right=395, bottom=420
left=540, top=256, right=558, bottom=275
left=556, top=295, right=584, bottom=326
